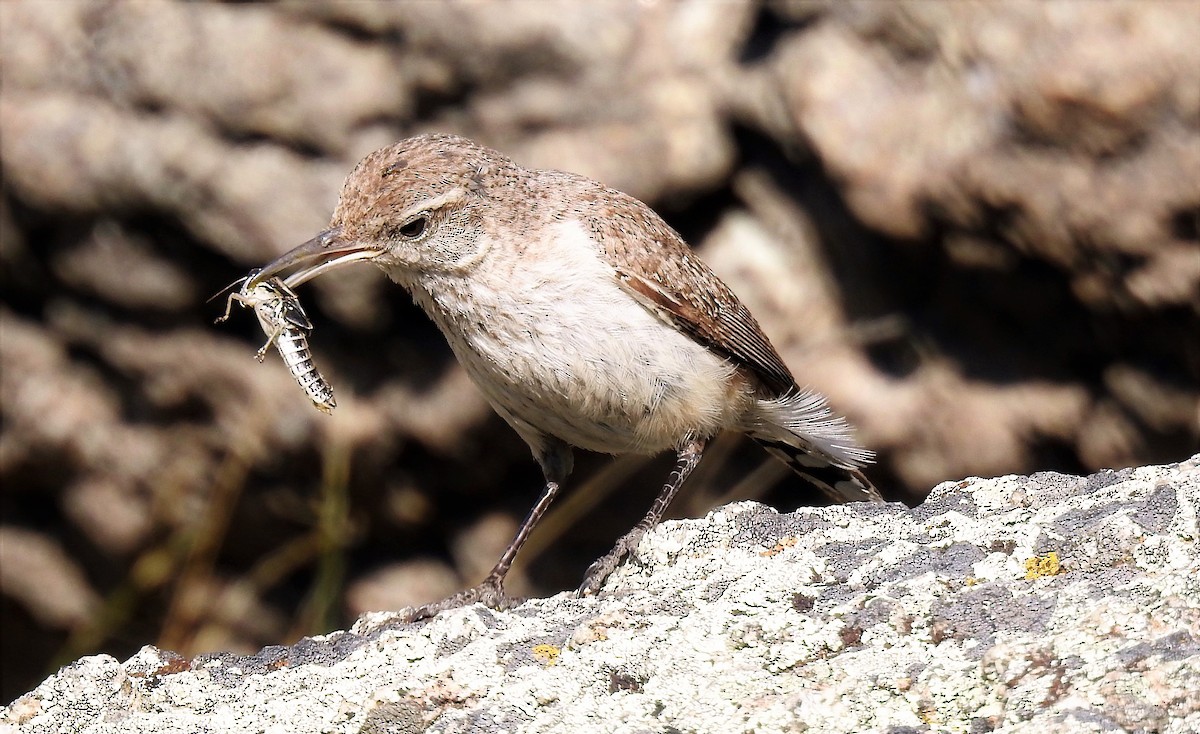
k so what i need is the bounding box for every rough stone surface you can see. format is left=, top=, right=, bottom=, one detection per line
left=2, top=0, right=1198, bottom=703
left=5, top=458, right=1198, bottom=733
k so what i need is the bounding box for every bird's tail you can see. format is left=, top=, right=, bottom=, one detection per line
left=744, top=390, right=882, bottom=504
left=752, top=437, right=881, bottom=503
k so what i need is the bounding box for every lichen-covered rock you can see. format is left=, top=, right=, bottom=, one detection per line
left=5, top=458, right=1197, bottom=733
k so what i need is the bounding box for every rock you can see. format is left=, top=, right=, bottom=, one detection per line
left=5, top=457, right=1197, bottom=733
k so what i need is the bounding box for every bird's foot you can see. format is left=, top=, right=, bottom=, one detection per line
left=578, top=526, right=648, bottom=597
left=400, top=577, right=522, bottom=623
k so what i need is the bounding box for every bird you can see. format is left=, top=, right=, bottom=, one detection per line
left=248, top=133, right=880, bottom=621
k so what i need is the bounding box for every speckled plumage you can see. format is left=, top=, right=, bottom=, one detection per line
left=250, top=133, right=880, bottom=618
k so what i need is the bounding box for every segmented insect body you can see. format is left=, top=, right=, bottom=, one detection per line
left=218, top=275, right=337, bottom=413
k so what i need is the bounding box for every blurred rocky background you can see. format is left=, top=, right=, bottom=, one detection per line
left=1, top=0, right=1196, bottom=703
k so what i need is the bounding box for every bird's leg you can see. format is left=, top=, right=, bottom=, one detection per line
left=403, top=462, right=567, bottom=622
left=579, top=436, right=708, bottom=596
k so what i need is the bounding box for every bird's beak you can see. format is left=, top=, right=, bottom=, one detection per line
left=248, top=227, right=382, bottom=289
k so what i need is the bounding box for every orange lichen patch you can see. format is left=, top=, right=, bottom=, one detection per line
left=1024, top=552, right=1062, bottom=580
left=532, top=644, right=560, bottom=667
left=759, top=537, right=798, bottom=557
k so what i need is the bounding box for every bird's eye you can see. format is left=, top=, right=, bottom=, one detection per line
left=399, top=216, right=428, bottom=239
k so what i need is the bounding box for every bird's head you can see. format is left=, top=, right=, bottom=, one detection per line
left=251, top=134, right=519, bottom=289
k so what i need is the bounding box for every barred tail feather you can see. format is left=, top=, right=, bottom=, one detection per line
left=745, top=390, right=881, bottom=503
left=753, top=438, right=882, bottom=503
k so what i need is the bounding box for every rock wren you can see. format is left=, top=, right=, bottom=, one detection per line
left=249, top=134, right=880, bottom=620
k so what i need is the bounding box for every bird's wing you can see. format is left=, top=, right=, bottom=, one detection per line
left=581, top=187, right=797, bottom=395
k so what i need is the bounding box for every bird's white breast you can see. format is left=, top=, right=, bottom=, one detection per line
left=409, top=219, right=750, bottom=454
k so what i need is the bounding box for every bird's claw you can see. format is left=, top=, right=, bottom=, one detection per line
left=400, top=578, right=522, bottom=623
left=577, top=526, right=648, bottom=597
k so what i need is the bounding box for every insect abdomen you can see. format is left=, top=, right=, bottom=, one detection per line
left=275, top=327, right=336, bottom=413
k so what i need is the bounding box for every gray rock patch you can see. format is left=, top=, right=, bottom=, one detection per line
left=5, top=457, right=1198, bottom=733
